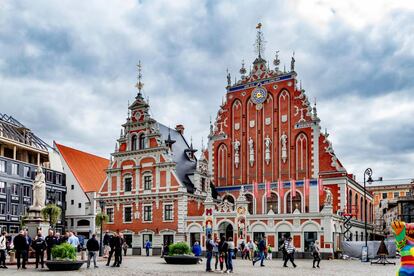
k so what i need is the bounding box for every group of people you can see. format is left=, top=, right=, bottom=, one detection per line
left=203, top=233, right=322, bottom=272
left=102, top=230, right=129, bottom=267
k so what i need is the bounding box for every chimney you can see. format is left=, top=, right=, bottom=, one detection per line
left=175, top=124, right=185, bottom=135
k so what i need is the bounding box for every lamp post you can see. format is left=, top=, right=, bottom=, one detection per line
left=99, top=200, right=105, bottom=257
left=362, top=168, right=374, bottom=262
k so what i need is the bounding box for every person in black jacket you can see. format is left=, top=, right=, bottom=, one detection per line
left=32, top=233, right=46, bottom=269
left=45, top=230, right=57, bottom=260
left=103, top=230, right=110, bottom=258
left=112, top=233, right=122, bottom=267
left=218, top=236, right=228, bottom=272
left=13, top=230, right=28, bottom=269
left=86, top=234, right=99, bottom=269
left=106, top=234, right=115, bottom=266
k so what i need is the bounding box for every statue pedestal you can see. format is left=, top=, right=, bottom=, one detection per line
left=321, top=204, right=333, bottom=214
left=25, top=208, right=50, bottom=238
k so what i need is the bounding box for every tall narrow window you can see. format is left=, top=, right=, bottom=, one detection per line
left=144, top=175, right=152, bottom=190
left=11, top=163, right=18, bottom=175
left=0, top=160, right=5, bottom=173
left=106, top=207, right=114, bottom=223
left=0, top=182, right=5, bottom=194
left=139, top=133, right=146, bottom=149
left=164, top=204, right=173, bottom=221
left=0, top=203, right=5, bottom=214
left=11, top=184, right=18, bottom=195
left=124, top=177, right=132, bottom=192
left=144, top=205, right=152, bottom=221
left=131, top=135, right=138, bottom=151
left=124, top=206, right=132, bottom=222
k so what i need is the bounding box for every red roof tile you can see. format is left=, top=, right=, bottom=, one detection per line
left=55, top=142, right=109, bottom=193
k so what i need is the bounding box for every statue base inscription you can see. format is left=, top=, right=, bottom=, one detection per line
left=24, top=208, right=49, bottom=238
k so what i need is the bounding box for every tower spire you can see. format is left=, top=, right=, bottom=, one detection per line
left=135, top=60, right=144, bottom=97
left=255, top=23, right=265, bottom=58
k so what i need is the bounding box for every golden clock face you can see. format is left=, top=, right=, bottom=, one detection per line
left=251, top=87, right=267, bottom=104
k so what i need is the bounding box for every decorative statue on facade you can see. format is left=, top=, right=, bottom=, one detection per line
left=248, top=137, right=255, bottom=167
left=323, top=187, right=333, bottom=206
left=233, top=139, right=241, bottom=168
left=280, top=132, right=288, bottom=163
left=31, top=166, right=46, bottom=210
left=392, top=220, right=414, bottom=275
left=264, top=135, right=272, bottom=165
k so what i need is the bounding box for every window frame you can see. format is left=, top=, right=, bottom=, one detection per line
left=106, top=207, right=114, bottom=223
left=124, top=176, right=132, bottom=192
left=143, top=204, right=152, bottom=222
left=0, top=202, right=5, bottom=214
left=0, top=181, right=5, bottom=194
left=163, top=203, right=174, bottom=221
left=0, top=160, right=5, bottom=173
left=11, top=163, right=19, bottom=175
left=123, top=205, right=133, bottom=223
left=143, top=174, right=152, bottom=191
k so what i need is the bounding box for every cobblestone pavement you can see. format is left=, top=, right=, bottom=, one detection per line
left=4, top=256, right=399, bottom=276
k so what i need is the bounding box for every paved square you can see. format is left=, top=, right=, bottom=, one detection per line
left=4, top=256, right=399, bottom=275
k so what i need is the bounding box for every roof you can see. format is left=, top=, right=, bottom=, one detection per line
left=368, top=178, right=414, bottom=188
left=55, top=142, right=109, bottom=193
left=158, top=124, right=197, bottom=193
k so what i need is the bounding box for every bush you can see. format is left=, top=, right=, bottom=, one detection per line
left=168, top=242, right=192, bottom=256
left=51, top=243, right=77, bottom=261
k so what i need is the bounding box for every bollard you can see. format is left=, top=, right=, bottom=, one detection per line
left=81, top=250, right=86, bottom=260
left=9, top=250, right=16, bottom=263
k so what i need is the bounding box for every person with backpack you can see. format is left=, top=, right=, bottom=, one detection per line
left=283, top=237, right=297, bottom=268
left=218, top=236, right=228, bottom=272
left=0, top=231, right=8, bottom=269
left=32, top=233, right=46, bottom=269
left=312, top=240, right=321, bottom=268
left=266, top=245, right=273, bottom=260
left=205, top=233, right=215, bottom=272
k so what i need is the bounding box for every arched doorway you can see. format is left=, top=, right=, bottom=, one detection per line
left=218, top=221, right=234, bottom=240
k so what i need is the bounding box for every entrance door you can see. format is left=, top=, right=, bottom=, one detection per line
left=253, top=232, right=265, bottom=243
left=142, top=234, right=153, bottom=248
left=190, top=233, right=200, bottom=246
left=163, top=234, right=174, bottom=246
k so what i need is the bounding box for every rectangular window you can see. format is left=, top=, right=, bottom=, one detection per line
left=124, top=234, right=132, bottom=247
left=56, top=174, right=62, bottom=184
left=78, top=203, right=82, bottom=208
left=144, top=175, right=152, bottom=190
left=106, top=207, right=114, bottom=223
left=382, top=192, right=387, bottom=199
left=144, top=205, right=152, bottom=221
left=394, top=192, right=399, bottom=198
left=23, top=186, right=30, bottom=197
left=11, top=184, right=18, bottom=195
left=11, top=163, right=19, bottom=175
left=71, top=185, right=74, bottom=190
left=0, top=160, right=5, bottom=173
left=124, top=206, right=132, bottom=222
left=124, top=177, right=132, bottom=192
left=71, top=200, right=74, bottom=205
left=164, top=204, right=173, bottom=221
left=0, top=203, right=5, bottom=214
left=23, top=166, right=30, bottom=178
left=0, top=182, right=5, bottom=194
left=11, top=204, right=18, bottom=215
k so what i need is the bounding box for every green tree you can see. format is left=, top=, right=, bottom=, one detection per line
left=41, top=204, right=62, bottom=228
left=95, top=212, right=109, bottom=227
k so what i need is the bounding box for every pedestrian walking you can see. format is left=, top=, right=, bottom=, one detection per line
left=106, top=234, right=115, bottom=266
left=218, top=236, right=228, bottom=272
left=0, top=231, right=8, bottom=269
left=192, top=241, right=202, bottom=256
left=103, top=230, right=110, bottom=258
left=23, top=230, right=31, bottom=264
left=243, top=245, right=250, bottom=260
left=45, top=229, right=57, bottom=260
left=13, top=230, right=28, bottom=269
left=247, top=240, right=255, bottom=260
left=145, top=240, right=151, bottom=256
left=112, top=233, right=122, bottom=267
left=283, top=237, right=297, bottom=268
left=161, top=242, right=169, bottom=257
left=205, top=233, right=215, bottom=272
left=279, top=236, right=287, bottom=263
left=119, top=233, right=124, bottom=264
left=252, top=235, right=266, bottom=267
left=239, top=241, right=245, bottom=259
left=86, top=234, right=99, bottom=269
left=312, top=240, right=321, bottom=268
left=266, top=245, right=273, bottom=260
left=213, top=238, right=220, bottom=270
left=122, top=241, right=128, bottom=256
left=32, top=233, right=46, bottom=269
left=226, top=237, right=235, bottom=273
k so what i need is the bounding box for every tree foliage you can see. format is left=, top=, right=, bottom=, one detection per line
left=95, top=212, right=109, bottom=227
left=41, top=204, right=61, bottom=227
left=168, top=242, right=192, bottom=256
left=51, top=243, right=77, bottom=261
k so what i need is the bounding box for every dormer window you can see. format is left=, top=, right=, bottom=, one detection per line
left=131, top=135, right=138, bottom=151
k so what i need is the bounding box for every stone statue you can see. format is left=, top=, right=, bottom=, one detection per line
left=264, top=135, right=272, bottom=165
left=31, top=166, right=46, bottom=210
left=233, top=140, right=241, bottom=168
left=324, top=188, right=333, bottom=206
left=280, top=132, right=288, bottom=163
left=248, top=137, right=254, bottom=167
left=291, top=54, right=295, bottom=71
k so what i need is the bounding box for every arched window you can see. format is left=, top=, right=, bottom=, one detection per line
left=245, top=194, right=254, bottom=214
left=267, top=193, right=278, bottom=214
left=295, top=133, right=308, bottom=179
left=139, top=133, right=146, bottom=149
left=217, top=144, right=228, bottom=186
left=286, top=192, right=302, bottom=213
left=355, top=194, right=359, bottom=219
left=131, top=135, right=138, bottom=151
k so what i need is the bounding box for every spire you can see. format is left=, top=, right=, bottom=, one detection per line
left=135, top=60, right=144, bottom=99
left=209, top=115, right=213, bottom=136
left=254, top=23, right=265, bottom=59
left=273, top=50, right=280, bottom=72
left=312, top=98, right=320, bottom=122
left=226, top=68, right=231, bottom=87
left=127, top=100, right=131, bottom=120
left=164, top=127, right=176, bottom=150
left=239, top=60, right=246, bottom=77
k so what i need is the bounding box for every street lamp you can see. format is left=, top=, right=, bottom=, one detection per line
left=362, top=168, right=373, bottom=262
left=99, top=200, right=106, bottom=257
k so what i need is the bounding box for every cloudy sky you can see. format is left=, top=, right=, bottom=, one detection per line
left=1, top=0, right=413, bottom=182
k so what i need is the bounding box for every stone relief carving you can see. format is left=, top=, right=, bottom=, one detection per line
left=280, top=132, right=288, bottom=163
left=217, top=199, right=234, bottom=213
left=233, top=139, right=241, bottom=168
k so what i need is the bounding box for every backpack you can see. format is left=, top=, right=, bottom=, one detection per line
left=206, top=239, right=213, bottom=252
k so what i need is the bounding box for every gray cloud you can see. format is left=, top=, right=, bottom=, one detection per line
left=0, top=0, right=413, bottom=182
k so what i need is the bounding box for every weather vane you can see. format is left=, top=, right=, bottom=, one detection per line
left=135, top=60, right=144, bottom=93
left=254, top=23, right=266, bottom=58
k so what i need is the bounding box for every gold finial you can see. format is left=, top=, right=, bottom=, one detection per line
left=135, top=60, right=144, bottom=93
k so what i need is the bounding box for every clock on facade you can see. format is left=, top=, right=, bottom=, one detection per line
left=251, top=86, right=268, bottom=104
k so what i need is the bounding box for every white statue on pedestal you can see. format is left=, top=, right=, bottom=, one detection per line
left=280, top=132, right=288, bottom=163
left=324, top=187, right=333, bottom=206
left=248, top=137, right=254, bottom=167
left=31, top=166, right=46, bottom=210
left=264, top=135, right=272, bottom=165
left=233, top=139, right=240, bottom=168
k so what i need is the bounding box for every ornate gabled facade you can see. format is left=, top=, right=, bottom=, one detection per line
left=185, top=25, right=374, bottom=257
left=96, top=64, right=210, bottom=254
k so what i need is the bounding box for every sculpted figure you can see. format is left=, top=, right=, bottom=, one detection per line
left=248, top=137, right=254, bottom=167
left=31, top=166, right=46, bottom=210
left=392, top=220, right=414, bottom=275
left=264, top=135, right=272, bottom=165
left=233, top=140, right=241, bottom=168
left=280, top=132, right=288, bottom=163
left=324, top=188, right=333, bottom=206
